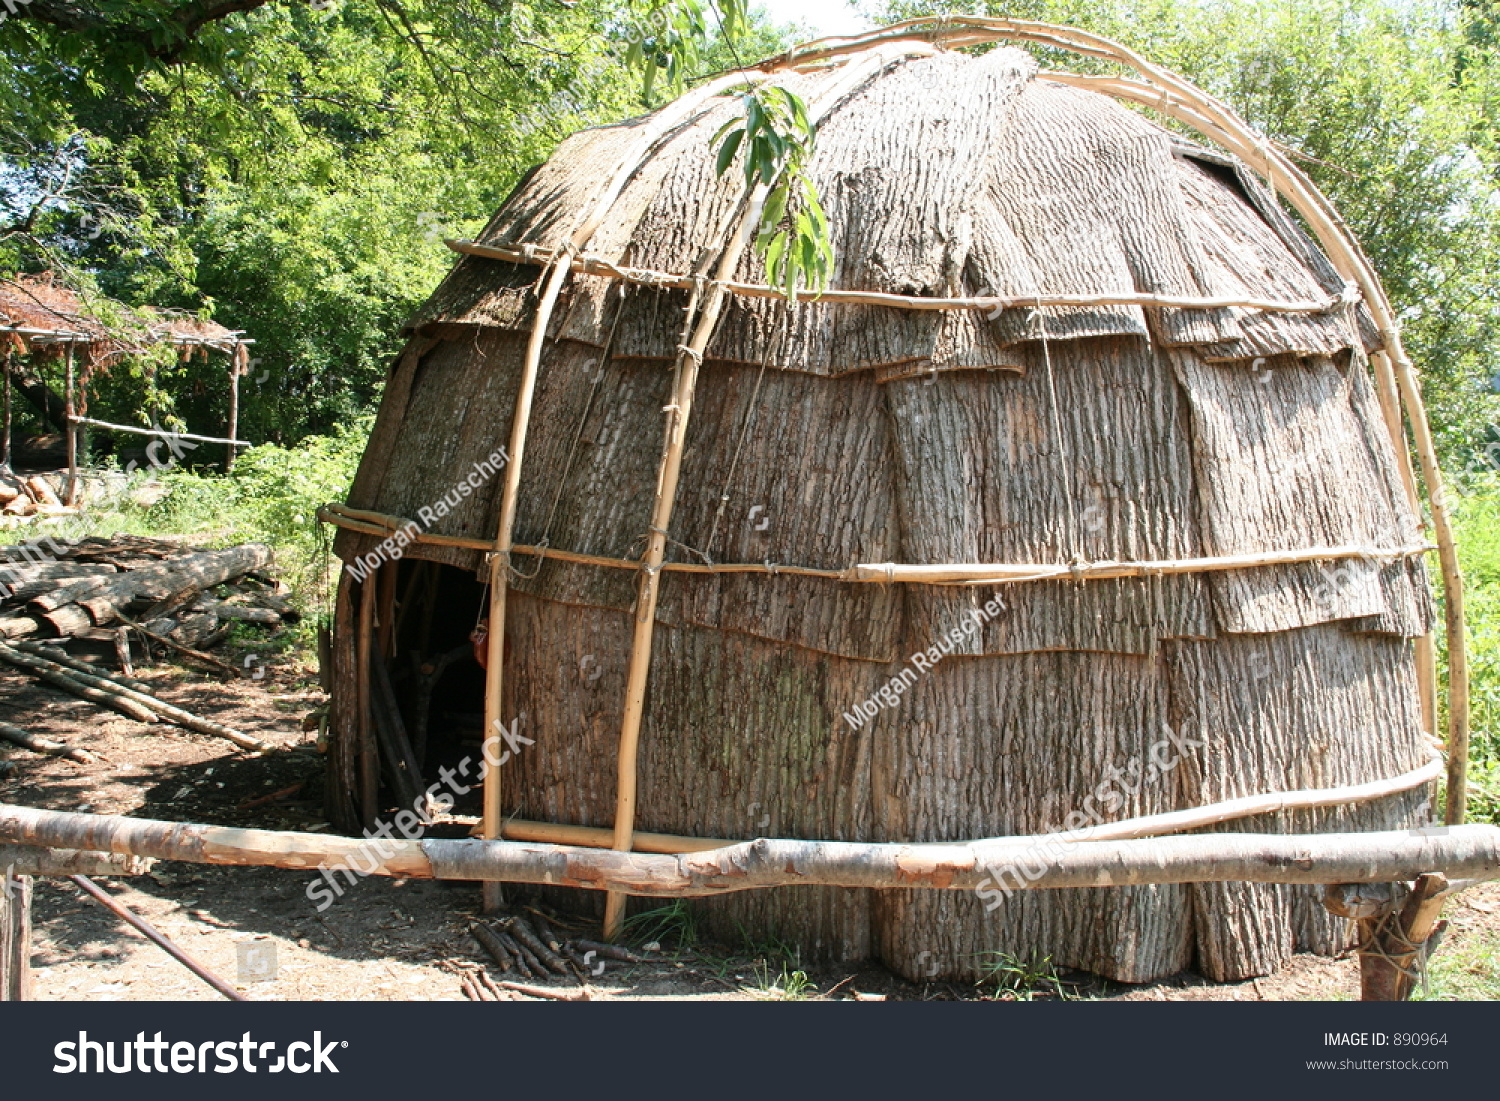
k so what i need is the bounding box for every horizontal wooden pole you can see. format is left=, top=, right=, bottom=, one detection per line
left=847, top=544, right=1435, bottom=584
left=67, top=416, right=252, bottom=448
left=0, top=843, right=153, bottom=878
left=1, top=803, right=1494, bottom=898
left=0, top=327, right=249, bottom=351
left=321, top=505, right=1433, bottom=586
left=447, top=239, right=1356, bottom=316
left=500, top=818, right=733, bottom=853
left=499, top=752, right=1440, bottom=852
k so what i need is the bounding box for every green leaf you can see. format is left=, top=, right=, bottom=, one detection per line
left=715, top=127, right=744, bottom=177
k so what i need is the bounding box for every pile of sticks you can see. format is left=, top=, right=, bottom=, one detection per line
left=0, top=535, right=292, bottom=755
left=462, top=908, right=642, bottom=999
left=0, top=645, right=271, bottom=753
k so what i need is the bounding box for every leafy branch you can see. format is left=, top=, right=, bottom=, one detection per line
left=622, top=0, right=832, bottom=298
left=714, top=85, right=830, bottom=298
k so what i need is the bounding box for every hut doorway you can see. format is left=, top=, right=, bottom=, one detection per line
left=373, top=559, right=489, bottom=819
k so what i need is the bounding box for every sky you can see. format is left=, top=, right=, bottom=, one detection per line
left=752, top=0, right=875, bottom=40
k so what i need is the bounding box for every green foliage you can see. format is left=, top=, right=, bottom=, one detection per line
left=0, top=2, right=826, bottom=441
left=1411, top=918, right=1500, bottom=1000
left=1449, top=472, right=1500, bottom=822
left=0, top=2, right=656, bottom=442
left=746, top=961, right=815, bottom=999
left=715, top=82, right=830, bottom=297
left=623, top=899, right=700, bottom=948
left=975, top=950, right=1076, bottom=1001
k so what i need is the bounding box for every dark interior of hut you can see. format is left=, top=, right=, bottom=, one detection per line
left=384, top=559, right=490, bottom=818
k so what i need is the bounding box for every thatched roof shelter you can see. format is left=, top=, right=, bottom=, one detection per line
left=321, top=19, right=1467, bottom=983
left=1, top=273, right=254, bottom=477
left=0, top=273, right=245, bottom=358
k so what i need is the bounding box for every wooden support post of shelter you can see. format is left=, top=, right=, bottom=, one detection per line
left=474, top=66, right=784, bottom=916
left=356, top=575, right=378, bottom=829
left=63, top=339, right=76, bottom=507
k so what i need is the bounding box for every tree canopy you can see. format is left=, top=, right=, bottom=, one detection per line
left=3, top=0, right=1497, bottom=466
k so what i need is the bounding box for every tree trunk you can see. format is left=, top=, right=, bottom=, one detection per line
left=2, top=353, right=67, bottom=433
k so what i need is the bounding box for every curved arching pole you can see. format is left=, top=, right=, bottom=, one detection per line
left=775, top=17, right=1468, bottom=824
left=600, top=43, right=935, bottom=937
left=476, top=68, right=785, bottom=912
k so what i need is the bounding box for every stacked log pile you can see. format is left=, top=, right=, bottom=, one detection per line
left=0, top=471, right=74, bottom=521
left=0, top=535, right=285, bottom=648
left=0, top=535, right=293, bottom=754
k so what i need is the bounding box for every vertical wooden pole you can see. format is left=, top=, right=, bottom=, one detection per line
left=225, top=344, right=242, bottom=473
left=63, top=341, right=77, bottom=506
left=2, top=348, right=12, bottom=472
left=356, top=573, right=378, bottom=829
left=377, top=559, right=398, bottom=660
left=480, top=254, right=574, bottom=914
left=600, top=49, right=900, bottom=938
left=0, top=869, right=32, bottom=1001
left=473, top=71, right=766, bottom=917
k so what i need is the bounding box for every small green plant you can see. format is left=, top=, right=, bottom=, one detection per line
left=975, top=951, right=1075, bottom=1001
left=1411, top=922, right=1500, bottom=1001
left=623, top=899, right=699, bottom=950
left=746, top=960, right=815, bottom=1000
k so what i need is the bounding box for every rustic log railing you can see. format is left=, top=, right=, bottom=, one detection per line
left=5, top=804, right=1490, bottom=1000
left=1, top=803, right=1495, bottom=899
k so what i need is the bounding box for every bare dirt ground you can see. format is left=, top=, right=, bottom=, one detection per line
left=3, top=656, right=1496, bottom=1003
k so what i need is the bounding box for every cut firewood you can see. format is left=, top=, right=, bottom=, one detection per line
left=0, top=722, right=94, bottom=764
left=33, top=543, right=272, bottom=625
left=505, top=915, right=570, bottom=976
left=0, top=563, right=117, bottom=583
left=113, top=615, right=241, bottom=678
left=249, top=592, right=298, bottom=620
left=0, top=646, right=159, bottom=723
left=23, top=477, right=59, bottom=507
left=0, top=615, right=41, bottom=640
left=114, top=627, right=134, bottom=677
left=167, top=612, right=220, bottom=649
left=574, top=938, right=644, bottom=964
left=474, top=969, right=507, bottom=1001
left=499, top=930, right=539, bottom=979
left=497, top=980, right=589, bottom=1001
left=470, top=922, right=516, bottom=974
left=191, top=599, right=280, bottom=625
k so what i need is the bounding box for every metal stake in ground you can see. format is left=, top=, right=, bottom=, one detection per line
left=69, top=875, right=246, bottom=1001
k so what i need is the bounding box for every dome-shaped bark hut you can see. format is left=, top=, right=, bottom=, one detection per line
left=321, top=18, right=1469, bottom=984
